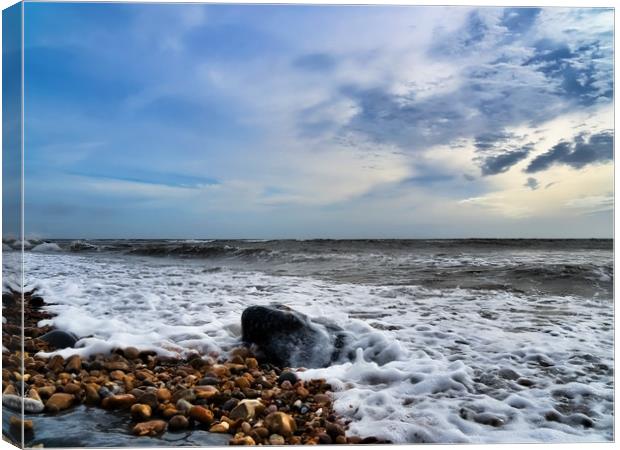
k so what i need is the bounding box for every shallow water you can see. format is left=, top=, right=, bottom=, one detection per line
left=2, top=405, right=229, bottom=447
left=2, top=239, right=614, bottom=444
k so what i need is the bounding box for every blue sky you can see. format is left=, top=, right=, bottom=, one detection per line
left=15, top=3, right=614, bottom=238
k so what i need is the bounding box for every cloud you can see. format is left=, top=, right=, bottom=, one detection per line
left=525, top=130, right=613, bottom=173
left=293, top=53, right=336, bottom=72
left=479, top=148, right=531, bottom=175
left=524, top=177, right=539, bottom=190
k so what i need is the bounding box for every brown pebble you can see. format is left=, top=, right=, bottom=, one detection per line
left=264, top=412, right=296, bottom=437
left=65, top=355, right=82, bottom=373
left=110, top=370, right=125, bottom=381
left=162, top=407, right=180, bottom=419
left=168, top=414, right=189, bottom=431
left=45, top=393, right=74, bottom=412
left=253, top=426, right=269, bottom=438
left=194, top=385, right=219, bottom=400
left=131, top=403, right=152, bottom=420
left=245, top=358, right=258, bottom=370
left=235, top=377, right=250, bottom=390
left=171, top=388, right=195, bottom=403
left=314, top=393, right=331, bottom=405
left=122, top=347, right=140, bottom=360
left=63, top=383, right=81, bottom=396
left=209, top=422, right=230, bottom=433
left=37, top=385, right=56, bottom=398
left=132, top=419, right=167, bottom=436
left=156, top=387, right=172, bottom=402
left=102, top=394, right=136, bottom=409
left=318, top=433, right=332, bottom=444
left=84, top=384, right=100, bottom=405
left=189, top=405, right=214, bottom=424
left=230, top=436, right=256, bottom=445
left=230, top=399, right=265, bottom=421
left=335, top=435, right=347, bottom=444
left=241, top=421, right=252, bottom=434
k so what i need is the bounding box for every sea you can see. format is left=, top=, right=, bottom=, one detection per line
left=2, top=238, right=614, bottom=444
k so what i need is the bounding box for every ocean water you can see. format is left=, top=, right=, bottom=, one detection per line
left=3, top=239, right=614, bottom=443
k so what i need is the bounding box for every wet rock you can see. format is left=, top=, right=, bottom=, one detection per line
left=168, top=414, right=190, bottom=431
left=46, top=393, right=74, bottom=412
left=189, top=405, right=214, bottom=424
left=122, top=347, right=140, bottom=360
left=101, top=394, right=136, bottom=410
left=229, top=399, right=265, bottom=421
left=84, top=384, right=100, bottom=405
left=37, top=386, right=56, bottom=398
left=40, top=330, right=78, bottom=349
left=136, top=391, right=158, bottom=409
left=517, top=378, right=535, bottom=387
left=195, top=385, right=219, bottom=400
left=63, top=383, right=82, bottom=396
left=278, top=371, right=298, bottom=385
left=498, top=368, right=520, bottom=380
left=264, top=412, right=296, bottom=436
left=132, top=419, right=167, bottom=436
left=241, top=304, right=336, bottom=368
left=130, top=403, right=152, bottom=420
left=325, top=421, right=345, bottom=438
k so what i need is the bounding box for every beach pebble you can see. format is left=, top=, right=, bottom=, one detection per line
left=221, top=398, right=239, bottom=411
left=264, top=412, right=296, bottom=436
left=176, top=398, right=193, bottom=413
left=197, top=376, right=219, bottom=386
left=245, top=358, right=258, bottom=370
left=102, top=394, right=136, bottom=410
left=318, top=432, right=332, bottom=444
left=230, top=399, right=265, bottom=421
left=230, top=436, right=256, bottom=445
left=131, top=403, right=152, bottom=420
left=37, top=385, right=56, bottom=398
left=62, top=383, right=81, bottom=396
left=84, top=384, right=100, bottom=405
left=314, top=393, right=331, bottom=405
left=241, top=421, right=252, bottom=434
left=132, top=419, right=167, bottom=436
left=156, top=387, right=172, bottom=402
left=65, top=355, right=82, bottom=373
left=209, top=422, right=230, bottom=433
left=122, top=347, right=140, bottom=360
left=172, top=388, right=195, bottom=403
left=136, top=391, right=158, bottom=409
left=278, top=371, right=298, bottom=385
left=195, top=385, right=219, bottom=400
left=498, top=368, right=520, bottom=380
left=45, top=393, right=74, bottom=412
left=40, top=330, right=78, bottom=350
left=189, top=405, right=214, bottom=424
left=269, top=433, right=285, bottom=445
left=168, top=414, right=189, bottom=431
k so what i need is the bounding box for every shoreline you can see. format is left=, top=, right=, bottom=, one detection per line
left=2, top=289, right=376, bottom=446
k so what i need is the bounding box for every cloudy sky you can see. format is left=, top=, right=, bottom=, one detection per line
left=18, top=3, right=614, bottom=238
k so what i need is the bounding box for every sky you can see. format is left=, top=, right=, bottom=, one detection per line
left=11, top=3, right=615, bottom=238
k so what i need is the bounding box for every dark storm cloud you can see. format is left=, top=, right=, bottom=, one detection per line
left=328, top=9, right=612, bottom=161
left=525, top=130, right=614, bottom=173
left=480, top=148, right=531, bottom=176
left=524, top=39, right=613, bottom=106
left=524, top=177, right=539, bottom=190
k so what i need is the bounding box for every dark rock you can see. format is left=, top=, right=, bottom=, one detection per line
left=221, top=398, right=239, bottom=411
left=40, top=330, right=78, bottom=349
left=198, top=377, right=219, bottom=386
left=277, top=371, right=298, bottom=385
left=30, top=296, right=45, bottom=309
left=241, top=304, right=342, bottom=368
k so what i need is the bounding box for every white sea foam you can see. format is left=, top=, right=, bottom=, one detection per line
left=16, top=251, right=614, bottom=443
